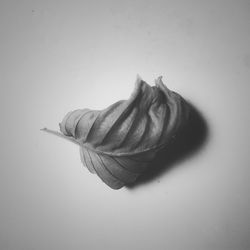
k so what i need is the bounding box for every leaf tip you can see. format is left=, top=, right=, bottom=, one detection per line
left=136, top=73, right=142, bottom=80
left=135, top=74, right=146, bottom=91
left=135, top=74, right=143, bottom=84
left=155, top=75, right=164, bottom=86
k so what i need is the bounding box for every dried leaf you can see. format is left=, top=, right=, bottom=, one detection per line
left=42, top=76, right=190, bottom=189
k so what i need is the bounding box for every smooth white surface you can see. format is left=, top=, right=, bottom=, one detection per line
left=1, top=1, right=250, bottom=250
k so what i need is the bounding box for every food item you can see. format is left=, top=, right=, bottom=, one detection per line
left=42, top=76, right=190, bottom=189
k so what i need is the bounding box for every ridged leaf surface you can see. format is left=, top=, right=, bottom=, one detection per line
left=43, top=76, right=189, bottom=189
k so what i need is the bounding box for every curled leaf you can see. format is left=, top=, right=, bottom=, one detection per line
left=42, top=76, right=190, bottom=189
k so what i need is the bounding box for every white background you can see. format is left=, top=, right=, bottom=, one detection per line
left=1, top=0, right=250, bottom=249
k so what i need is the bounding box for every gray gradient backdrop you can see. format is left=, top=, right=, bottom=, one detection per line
left=1, top=0, right=250, bottom=250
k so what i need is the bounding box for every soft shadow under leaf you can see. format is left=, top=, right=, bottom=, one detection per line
left=127, top=102, right=209, bottom=188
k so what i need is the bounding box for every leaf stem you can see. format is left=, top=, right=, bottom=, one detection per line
left=40, top=128, right=80, bottom=145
